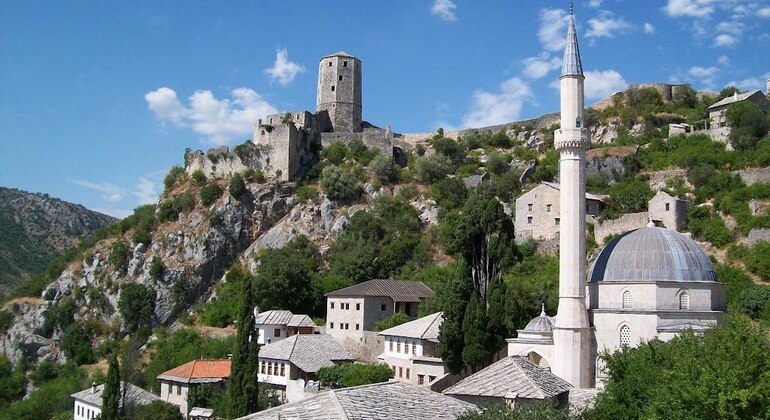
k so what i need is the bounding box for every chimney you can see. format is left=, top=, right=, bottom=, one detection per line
left=734, top=91, right=739, bottom=101
left=91, top=382, right=97, bottom=394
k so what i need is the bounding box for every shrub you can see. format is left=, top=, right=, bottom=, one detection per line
left=701, top=217, right=733, bottom=248
left=415, top=154, right=451, bottom=183
left=131, top=227, right=152, bottom=246
left=738, top=285, right=770, bottom=319
left=109, top=240, right=130, bottom=271
left=320, top=165, right=361, bottom=201
left=432, top=138, right=464, bottom=162
left=0, top=311, right=13, bottom=334
left=348, top=139, right=378, bottom=165
left=369, top=154, right=398, bottom=184
left=745, top=242, right=770, bottom=281
left=322, top=141, right=349, bottom=165
left=148, top=257, right=164, bottom=279
left=118, top=284, right=155, bottom=333
left=317, top=363, right=393, bottom=388
left=191, top=170, right=207, bottom=186
left=163, top=166, right=186, bottom=191
left=60, top=322, right=95, bottom=365
left=228, top=173, right=247, bottom=199
left=373, top=312, right=410, bottom=332
left=297, top=185, right=320, bottom=203
left=485, top=151, right=509, bottom=174
left=200, top=183, right=224, bottom=206
left=243, top=169, right=265, bottom=183
left=431, top=177, right=468, bottom=210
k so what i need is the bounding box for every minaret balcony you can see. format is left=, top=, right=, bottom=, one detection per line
left=555, top=128, right=589, bottom=151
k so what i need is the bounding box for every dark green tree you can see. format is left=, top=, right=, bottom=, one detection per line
left=462, top=295, right=490, bottom=371
left=118, top=284, right=155, bottom=333
left=253, top=246, right=315, bottom=313
left=228, top=173, right=247, bottom=199
left=102, top=354, right=120, bottom=420
left=458, top=402, right=577, bottom=420
left=61, top=322, right=95, bottom=365
left=134, top=400, right=184, bottom=420
left=226, top=278, right=259, bottom=418
left=437, top=262, right=472, bottom=374
left=727, top=101, right=769, bottom=151
left=317, top=363, right=393, bottom=388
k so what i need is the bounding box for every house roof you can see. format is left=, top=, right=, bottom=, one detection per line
left=325, top=279, right=433, bottom=303
left=156, top=359, right=231, bottom=384
left=443, top=356, right=572, bottom=400
left=378, top=312, right=443, bottom=343
left=236, top=380, right=477, bottom=420
left=708, top=90, right=763, bottom=110
left=541, top=182, right=607, bottom=202
left=255, top=310, right=315, bottom=328
left=71, top=382, right=159, bottom=408
left=258, top=334, right=353, bottom=373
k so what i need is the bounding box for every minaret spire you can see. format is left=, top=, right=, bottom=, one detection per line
left=552, top=2, right=592, bottom=389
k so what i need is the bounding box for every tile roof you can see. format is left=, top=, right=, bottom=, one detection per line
left=325, top=279, right=433, bottom=303
left=237, top=380, right=478, bottom=420
left=157, top=359, right=231, bottom=384
left=541, top=182, right=606, bottom=202
left=378, top=312, right=443, bottom=343
left=443, top=356, right=572, bottom=400
left=708, top=90, right=762, bottom=109
left=259, top=334, right=354, bottom=373
left=71, top=382, right=159, bottom=408
left=255, top=310, right=315, bottom=328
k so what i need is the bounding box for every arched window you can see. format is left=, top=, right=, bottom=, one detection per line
left=622, top=290, right=632, bottom=309
left=620, top=325, right=631, bottom=347
left=679, top=292, right=690, bottom=310
left=596, top=357, right=608, bottom=379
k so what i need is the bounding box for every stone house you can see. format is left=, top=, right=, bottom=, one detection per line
left=156, top=359, right=231, bottom=416
left=708, top=90, right=769, bottom=129
left=514, top=182, right=606, bottom=242
left=377, top=312, right=446, bottom=387
left=257, top=333, right=354, bottom=402
left=255, top=309, right=316, bottom=345
left=324, top=279, right=433, bottom=344
left=72, top=382, right=159, bottom=420
left=593, top=190, right=690, bottom=245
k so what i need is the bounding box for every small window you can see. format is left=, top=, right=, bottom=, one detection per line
left=274, top=328, right=281, bottom=337
left=406, top=368, right=410, bottom=379
left=412, top=343, right=416, bottom=355
left=429, top=375, right=436, bottom=382
left=381, top=304, right=386, bottom=311
left=576, top=117, right=582, bottom=128
left=528, top=203, right=533, bottom=211
left=338, top=75, right=343, bottom=81
left=622, top=290, right=632, bottom=309
left=397, top=341, right=401, bottom=353
left=680, top=292, right=690, bottom=310
left=356, top=303, right=361, bottom=310
left=268, top=363, right=273, bottom=375
left=555, top=218, right=560, bottom=226
left=331, top=302, right=335, bottom=309
left=328, top=61, right=332, bottom=66
left=177, top=385, right=181, bottom=395
left=355, top=324, right=360, bottom=330
left=261, top=362, right=266, bottom=374
left=666, top=203, right=670, bottom=211
left=546, top=204, right=552, bottom=212
left=331, top=85, right=335, bottom=91
left=392, top=366, right=396, bottom=375
left=418, top=374, right=425, bottom=385
left=330, top=322, right=334, bottom=329
left=343, top=61, right=348, bottom=67
left=398, top=367, right=403, bottom=378
left=389, top=341, right=394, bottom=351
left=596, top=357, right=608, bottom=379
left=620, top=325, right=631, bottom=347
left=347, top=303, right=350, bottom=310
left=527, top=216, right=533, bottom=224
left=280, top=363, right=285, bottom=376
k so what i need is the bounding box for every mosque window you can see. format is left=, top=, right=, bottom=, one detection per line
left=576, top=117, right=582, bottom=128
left=622, top=290, right=632, bottom=309
left=620, top=325, right=631, bottom=347
left=680, top=292, right=690, bottom=310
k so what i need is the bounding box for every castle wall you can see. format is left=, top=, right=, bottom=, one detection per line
left=321, top=127, right=393, bottom=156
left=184, top=144, right=265, bottom=179
left=258, top=124, right=305, bottom=180
left=317, top=54, right=362, bottom=132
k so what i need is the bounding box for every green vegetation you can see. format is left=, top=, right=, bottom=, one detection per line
left=118, top=283, right=155, bottom=333
left=191, top=170, right=207, bottom=186
left=373, top=312, right=410, bottom=332
left=458, top=402, right=576, bottom=420
left=317, top=363, right=393, bottom=388
left=200, top=263, right=251, bottom=327
left=163, top=165, right=187, bottom=191
left=226, top=273, right=259, bottom=418
left=0, top=362, right=87, bottom=420
left=229, top=173, right=247, bottom=199
left=102, top=353, right=120, bottom=420
left=199, top=183, right=224, bottom=206
left=134, top=401, right=184, bottom=420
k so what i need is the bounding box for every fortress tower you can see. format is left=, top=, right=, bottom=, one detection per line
left=552, top=6, right=592, bottom=388
left=316, top=52, right=362, bottom=133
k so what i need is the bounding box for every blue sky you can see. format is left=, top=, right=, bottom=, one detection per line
left=1, top=0, right=769, bottom=218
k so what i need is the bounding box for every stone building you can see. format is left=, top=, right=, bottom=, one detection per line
left=72, top=382, right=159, bottom=420
left=593, top=190, right=690, bottom=245
left=255, top=309, right=316, bottom=345
left=377, top=312, right=446, bottom=387
left=708, top=90, right=769, bottom=128
left=324, top=279, right=433, bottom=345
left=316, top=52, right=362, bottom=133
left=514, top=182, right=605, bottom=242
left=156, top=359, right=231, bottom=415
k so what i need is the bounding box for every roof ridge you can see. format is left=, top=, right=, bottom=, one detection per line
left=512, top=357, right=547, bottom=399
left=328, top=388, right=349, bottom=419
left=421, top=312, right=442, bottom=339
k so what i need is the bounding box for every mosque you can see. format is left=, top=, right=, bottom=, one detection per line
left=444, top=5, right=726, bottom=403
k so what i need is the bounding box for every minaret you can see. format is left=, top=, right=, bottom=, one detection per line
left=552, top=4, right=592, bottom=388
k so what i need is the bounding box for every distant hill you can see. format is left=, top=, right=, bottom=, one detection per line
left=0, top=186, right=115, bottom=294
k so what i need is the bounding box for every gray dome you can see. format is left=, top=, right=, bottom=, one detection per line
left=524, top=306, right=556, bottom=332
left=589, top=227, right=717, bottom=283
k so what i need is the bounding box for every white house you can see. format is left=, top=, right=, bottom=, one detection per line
left=156, top=359, right=231, bottom=415
left=255, top=309, right=316, bottom=345
left=377, top=312, right=446, bottom=386
left=72, top=382, right=159, bottom=420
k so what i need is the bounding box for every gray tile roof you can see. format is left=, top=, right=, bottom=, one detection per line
left=259, top=334, right=354, bottom=373
left=237, top=380, right=478, bottom=420
left=325, top=279, right=433, bottom=303
left=561, top=13, right=583, bottom=77
left=443, top=356, right=571, bottom=400
left=378, top=312, right=443, bottom=343
left=255, top=310, right=314, bottom=328
left=708, top=90, right=762, bottom=109
left=566, top=388, right=600, bottom=412
left=71, top=382, right=159, bottom=408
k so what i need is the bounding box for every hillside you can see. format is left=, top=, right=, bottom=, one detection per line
left=0, top=187, right=115, bottom=295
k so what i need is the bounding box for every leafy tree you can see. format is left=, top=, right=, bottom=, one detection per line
left=369, top=154, right=398, bottom=183
left=320, top=164, right=362, bottom=201
left=457, top=402, right=577, bottom=420
left=373, top=312, right=410, bottom=332
left=715, top=263, right=754, bottom=307
left=415, top=153, right=452, bottom=183
left=200, top=264, right=253, bottom=327
left=532, top=150, right=559, bottom=183
left=717, top=86, right=740, bottom=101
left=228, top=173, right=247, bottom=199
left=745, top=242, right=770, bottom=280
left=253, top=245, right=316, bottom=314
left=102, top=354, right=120, bottom=420
left=163, top=165, right=186, bottom=191
left=493, top=169, right=522, bottom=202
left=191, top=170, right=207, bottom=186
left=727, top=101, right=769, bottom=151
left=672, top=85, right=698, bottom=109
left=61, top=322, right=95, bottom=365
left=322, top=141, right=349, bottom=165
left=199, top=183, right=224, bottom=206
left=0, top=356, right=25, bottom=409
left=42, top=297, right=75, bottom=336
left=226, top=277, right=259, bottom=418
left=118, top=284, right=155, bottom=333
left=134, top=400, right=184, bottom=420
left=187, top=384, right=213, bottom=413
left=437, top=261, right=472, bottom=374
left=485, top=151, right=509, bottom=174
left=317, top=363, right=393, bottom=388
left=1, top=363, right=87, bottom=419
left=431, top=177, right=468, bottom=211
left=348, top=139, right=378, bottom=165
left=738, top=285, right=770, bottom=320
left=432, top=138, right=464, bottom=162
left=109, top=240, right=130, bottom=271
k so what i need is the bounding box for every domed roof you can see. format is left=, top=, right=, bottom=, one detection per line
left=589, top=227, right=718, bottom=283
left=523, top=305, right=555, bottom=332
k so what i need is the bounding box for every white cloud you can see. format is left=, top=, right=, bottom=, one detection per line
left=687, top=65, right=720, bottom=89
left=521, top=53, right=562, bottom=79
left=461, top=77, right=533, bottom=128
left=431, top=0, right=457, bottom=21
left=145, top=87, right=277, bottom=145
left=759, top=7, right=770, bottom=18
left=718, top=55, right=729, bottom=65
left=588, top=0, right=603, bottom=8
left=644, top=23, right=656, bottom=34
left=663, top=0, right=714, bottom=18
left=132, top=176, right=159, bottom=205
left=586, top=11, right=632, bottom=39
left=584, top=70, right=628, bottom=100
left=714, top=33, right=738, bottom=47
left=264, top=48, right=305, bottom=86
left=144, top=87, right=186, bottom=124
left=538, top=8, right=569, bottom=51
left=727, top=73, right=770, bottom=92
left=92, top=208, right=132, bottom=219
left=70, top=180, right=125, bottom=203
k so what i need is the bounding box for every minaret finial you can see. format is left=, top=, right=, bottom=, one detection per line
left=647, top=213, right=655, bottom=228
left=540, top=303, right=546, bottom=316
left=570, top=1, right=574, bottom=15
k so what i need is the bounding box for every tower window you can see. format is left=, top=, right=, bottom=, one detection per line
left=576, top=117, right=582, bottom=128
left=547, top=204, right=551, bottom=212
left=555, top=218, right=560, bottom=226
left=679, top=292, right=690, bottom=310
left=666, top=203, right=670, bottom=211
left=328, top=61, right=332, bottom=66
left=339, top=75, right=343, bottom=81
left=528, top=203, right=533, bottom=211
left=527, top=216, right=533, bottom=224
left=620, top=325, right=631, bottom=347
left=343, top=61, right=348, bottom=67
left=331, top=85, right=335, bottom=91
left=622, top=290, right=632, bottom=309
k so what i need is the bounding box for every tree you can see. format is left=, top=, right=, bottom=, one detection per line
left=102, top=354, right=120, bottom=420
left=134, top=401, right=184, bottom=420
left=462, top=295, right=490, bottom=370
left=253, top=246, right=315, bottom=313
left=199, top=183, right=224, bottom=206
left=437, top=261, right=472, bottom=374
left=61, top=322, right=95, bottom=365
left=727, top=101, right=769, bottom=151
left=431, top=177, right=468, bottom=211
left=373, top=312, right=410, bottom=332
left=148, top=256, right=164, bottom=279
left=415, top=153, right=452, bottom=183
left=485, top=151, right=509, bottom=174
left=369, top=154, right=398, bottom=183
left=317, top=363, right=393, bottom=388
left=457, top=402, right=577, bottom=420
left=227, top=278, right=259, bottom=418
left=320, top=164, right=361, bottom=201
left=228, top=173, right=247, bottom=199
left=118, top=284, right=155, bottom=333
left=322, top=141, right=349, bottom=165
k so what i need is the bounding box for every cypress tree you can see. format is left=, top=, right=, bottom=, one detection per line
left=437, top=262, right=471, bottom=374
left=102, top=353, right=121, bottom=420
left=462, top=295, right=490, bottom=371
left=486, top=277, right=509, bottom=354
left=226, top=277, right=259, bottom=418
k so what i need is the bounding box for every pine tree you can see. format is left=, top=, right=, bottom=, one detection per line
left=226, top=277, right=259, bottom=418
left=437, top=262, right=471, bottom=374
left=462, top=295, right=490, bottom=371
left=102, top=353, right=121, bottom=420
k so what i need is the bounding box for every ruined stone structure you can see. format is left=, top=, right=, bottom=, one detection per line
left=317, top=52, right=362, bottom=133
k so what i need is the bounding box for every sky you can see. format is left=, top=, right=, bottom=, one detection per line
left=1, top=0, right=769, bottom=218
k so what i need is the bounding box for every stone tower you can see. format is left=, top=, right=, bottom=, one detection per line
left=552, top=6, right=592, bottom=388
left=316, top=52, right=362, bottom=133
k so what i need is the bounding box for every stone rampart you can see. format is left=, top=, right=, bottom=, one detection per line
left=184, top=143, right=266, bottom=179
left=734, top=167, right=770, bottom=186
left=321, top=128, right=393, bottom=156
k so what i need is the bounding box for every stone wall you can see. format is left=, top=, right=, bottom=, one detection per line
left=316, top=54, right=362, bottom=132
left=649, top=191, right=689, bottom=231
left=184, top=143, right=266, bottom=179
left=321, top=127, right=393, bottom=156
left=745, top=228, right=770, bottom=247
left=734, top=166, right=770, bottom=186
left=594, top=212, right=648, bottom=245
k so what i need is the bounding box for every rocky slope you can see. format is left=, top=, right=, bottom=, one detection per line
left=0, top=187, right=115, bottom=294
